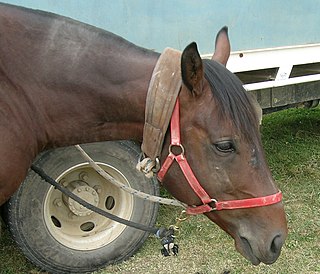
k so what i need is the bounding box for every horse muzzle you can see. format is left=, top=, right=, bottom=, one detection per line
left=235, top=231, right=286, bottom=265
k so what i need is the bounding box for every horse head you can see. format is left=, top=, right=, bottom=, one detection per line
left=160, top=27, right=288, bottom=265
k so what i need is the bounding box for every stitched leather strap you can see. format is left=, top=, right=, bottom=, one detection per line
left=141, top=48, right=182, bottom=160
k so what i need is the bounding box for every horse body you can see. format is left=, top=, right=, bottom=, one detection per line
left=0, top=3, right=287, bottom=266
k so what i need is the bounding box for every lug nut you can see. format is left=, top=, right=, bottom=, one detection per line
left=79, top=172, right=89, bottom=181
left=54, top=199, right=63, bottom=207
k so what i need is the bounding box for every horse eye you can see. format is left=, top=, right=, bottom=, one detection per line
left=214, top=141, right=235, bottom=153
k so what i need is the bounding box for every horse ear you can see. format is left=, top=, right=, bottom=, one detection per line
left=181, top=42, right=204, bottom=96
left=212, top=26, right=230, bottom=66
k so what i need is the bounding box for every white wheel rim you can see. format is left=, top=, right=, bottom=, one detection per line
left=43, top=162, right=134, bottom=250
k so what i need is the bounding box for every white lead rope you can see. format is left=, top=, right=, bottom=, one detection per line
left=74, top=145, right=186, bottom=208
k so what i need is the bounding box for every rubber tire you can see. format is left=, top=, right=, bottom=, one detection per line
left=4, top=141, right=159, bottom=274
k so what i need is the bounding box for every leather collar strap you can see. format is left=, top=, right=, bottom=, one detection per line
left=157, top=99, right=283, bottom=215
left=141, top=48, right=182, bottom=161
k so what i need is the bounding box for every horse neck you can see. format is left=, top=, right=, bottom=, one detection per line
left=40, top=49, right=159, bottom=149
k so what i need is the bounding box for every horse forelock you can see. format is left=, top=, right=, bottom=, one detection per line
left=203, top=59, right=260, bottom=144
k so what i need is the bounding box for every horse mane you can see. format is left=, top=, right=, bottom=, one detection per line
left=203, top=59, right=260, bottom=143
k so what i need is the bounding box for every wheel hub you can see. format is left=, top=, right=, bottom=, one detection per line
left=63, top=180, right=99, bottom=216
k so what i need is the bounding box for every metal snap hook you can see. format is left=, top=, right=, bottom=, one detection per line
left=170, top=210, right=189, bottom=234
left=152, top=157, right=161, bottom=172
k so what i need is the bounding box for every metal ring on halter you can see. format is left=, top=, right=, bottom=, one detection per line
left=169, top=144, right=185, bottom=156
left=209, top=199, right=218, bottom=211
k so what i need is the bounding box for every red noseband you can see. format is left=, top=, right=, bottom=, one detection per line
left=157, top=99, right=283, bottom=215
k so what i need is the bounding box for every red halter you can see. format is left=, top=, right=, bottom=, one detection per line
left=157, top=99, right=282, bottom=215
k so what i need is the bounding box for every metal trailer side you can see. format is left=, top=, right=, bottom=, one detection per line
left=3, top=0, right=320, bottom=112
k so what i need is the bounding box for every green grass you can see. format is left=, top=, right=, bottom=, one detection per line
left=0, top=228, right=37, bottom=274
left=1, top=107, right=320, bottom=274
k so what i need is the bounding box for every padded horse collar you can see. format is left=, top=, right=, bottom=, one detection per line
left=141, top=48, right=182, bottom=164
left=140, top=48, right=283, bottom=215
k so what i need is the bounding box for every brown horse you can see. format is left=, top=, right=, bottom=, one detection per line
left=0, top=3, right=287, bottom=266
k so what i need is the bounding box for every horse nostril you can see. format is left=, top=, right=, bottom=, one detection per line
left=240, top=236, right=253, bottom=254
left=270, top=234, right=283, bottom=254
